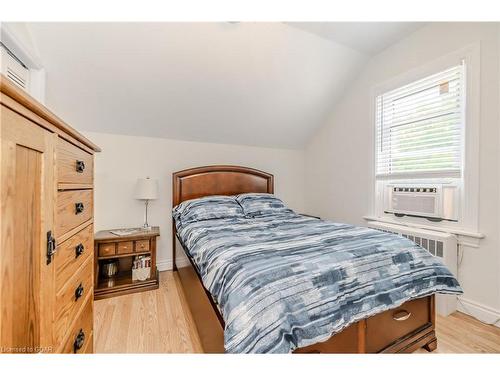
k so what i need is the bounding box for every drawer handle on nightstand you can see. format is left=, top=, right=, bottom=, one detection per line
left=73, top=329, right=85, bottom=353
left=75, top=243, right=84, bottom=258
left=75, top=202, right=84, bottom=214
left=76, top=160, right=85, bottom=173
left=393, top=310, right=412, bottom=321
left=75, top=283, right=84, bottom=301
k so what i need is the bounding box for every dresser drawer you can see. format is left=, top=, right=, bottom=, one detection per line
left=366, top=297, right=431, bottom=352
left=55, top=224, right=93, bottom=291
left=135, top=239, right=150, bottom=252
left=60, top=298, right=93, bottom=353
left=56, top=189, right=93, bottom=239
left=57, top=138, right=93, bottom=184
left=55, top=259, right=93, bottom=346
left=117, top=241, right=134, bottom=254
left=99, top=243, right=116, bottom=257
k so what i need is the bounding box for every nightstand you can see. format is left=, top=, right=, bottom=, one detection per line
left=94, top=227, right=160, bottom=299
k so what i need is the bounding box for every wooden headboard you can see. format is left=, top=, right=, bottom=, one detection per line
left=172, top=165, right=274, bottom=271
left=172, top=165, right=274, bottom=207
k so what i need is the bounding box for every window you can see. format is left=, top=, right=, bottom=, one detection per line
left=375, top=62, right=465, bottom=178
left=371, top=46, right=481, bottom=235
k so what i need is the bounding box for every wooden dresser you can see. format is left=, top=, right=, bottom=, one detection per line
left=0, top=75, right=100, bottom=353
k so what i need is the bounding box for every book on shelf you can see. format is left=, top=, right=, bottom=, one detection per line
left=132, top=255, right=151, bottom=281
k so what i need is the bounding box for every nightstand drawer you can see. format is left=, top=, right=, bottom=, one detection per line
left=55, top=224, right=93, bottom=291
left=55, top=259, right=93, bottom=347
left=99, top=243, right=116, bottom=257
left=57, top=138, right=93, bottom=184
left=117, top=241, right=134, bottom=254
left=56, top=189, right=93, bottom=239
left=60, top=297, right=93, bottom=353
left=135, top=239, right=150, bottom=252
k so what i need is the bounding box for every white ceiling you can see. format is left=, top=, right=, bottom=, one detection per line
left=21, top=22, right=420, bottom=149
left=288, top=22, right=425, bottom=55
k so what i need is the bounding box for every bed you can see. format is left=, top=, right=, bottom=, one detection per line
left=172, top=165, right=462, bottom=353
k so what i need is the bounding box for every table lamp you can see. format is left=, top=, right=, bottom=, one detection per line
left=135, top=177, right=159, bottom=230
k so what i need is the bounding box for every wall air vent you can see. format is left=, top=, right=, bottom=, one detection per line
left=6, top=66, right=27, bottom=88
left=0, top=42, right=29, bottom=90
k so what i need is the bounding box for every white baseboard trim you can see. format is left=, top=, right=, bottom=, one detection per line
left=156, top=258, right=190, bottom=271
left=457, top=297, right=500, bottom=327
left=156, top=260, right=172, bottom=271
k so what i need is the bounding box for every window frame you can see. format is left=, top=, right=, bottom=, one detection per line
left=370, top=44, right=480, bottom=234
left=374, top=62, right=465, bottom=180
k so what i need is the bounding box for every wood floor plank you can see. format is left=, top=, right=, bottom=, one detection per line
left=94, top=271, right=500, bottom=353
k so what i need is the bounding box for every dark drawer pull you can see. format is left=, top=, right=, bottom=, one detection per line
left=75, top=202, right=85, bottom=214
left=393, top=310, right=412, bottom=321
left=75, top=243, right=84, bottom=258
left=46, top=230, right=57, bottom=265
left=76, top=160, right=85, bottom=173
left=73, top=329, right=85, bottom=353
left=75, top=283, right=84, bottom=301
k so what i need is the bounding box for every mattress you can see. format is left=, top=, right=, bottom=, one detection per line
left=175, top=211, right=462, bottom=353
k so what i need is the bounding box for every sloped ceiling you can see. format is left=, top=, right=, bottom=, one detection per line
left=21, top=23, right=416, bottom=149
left=288, top=22, right=425, bottom=55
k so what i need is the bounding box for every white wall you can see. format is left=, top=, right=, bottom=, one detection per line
left=84, top=131, right=305, bottom=270
left=304, top=22, right=500, bottom=323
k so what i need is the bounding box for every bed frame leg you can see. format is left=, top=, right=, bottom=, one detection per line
left=423, top=338, right=438, bottom=352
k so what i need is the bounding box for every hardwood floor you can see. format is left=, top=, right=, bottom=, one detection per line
left=94, top=271, right=500, bottom=353
left=94, top=271, right=202, bottom=353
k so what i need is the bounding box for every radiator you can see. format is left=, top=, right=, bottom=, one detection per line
left=367, top=221, right=458, bottom=316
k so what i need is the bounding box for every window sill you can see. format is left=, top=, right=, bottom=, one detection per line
left=363, top=215, right=484, bottom=247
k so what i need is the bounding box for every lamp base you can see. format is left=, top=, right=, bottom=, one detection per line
left=142, top=199, right=152, bottom=231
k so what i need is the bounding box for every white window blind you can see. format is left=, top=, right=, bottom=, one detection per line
left=375, top=62, right=465, bottom=178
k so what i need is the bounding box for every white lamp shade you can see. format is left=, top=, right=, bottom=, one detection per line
left=135, top=178, right=159, bottom=200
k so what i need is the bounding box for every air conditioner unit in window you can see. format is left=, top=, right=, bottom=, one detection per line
left=383, top=183, right=459, bottom=222
left=0, top=43, right=30, bottom=91
left=367, top=221, right=458, bottom=317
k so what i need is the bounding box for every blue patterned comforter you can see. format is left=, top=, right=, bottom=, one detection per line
left=175, top=212, right=462, bottom=353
